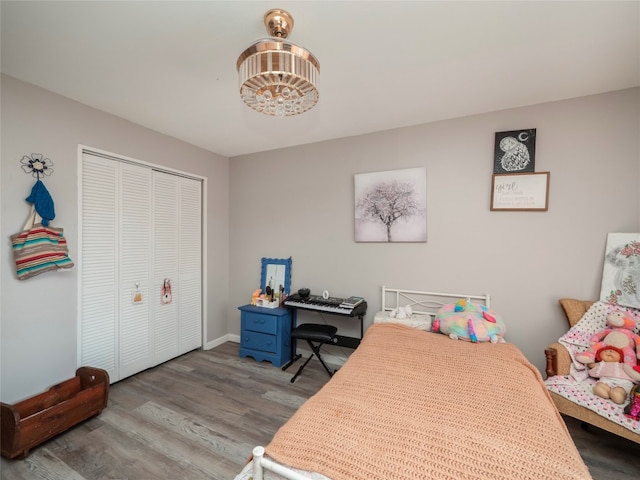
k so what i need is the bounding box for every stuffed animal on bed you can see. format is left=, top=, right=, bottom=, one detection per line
left=389, top=305, right=413, bottom=319
left=574, top=310, right=640, bottom=367
left=432, top=299, right=506, bottom=343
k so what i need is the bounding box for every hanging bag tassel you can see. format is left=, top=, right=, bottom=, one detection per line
left=10, top=205, right=74, bottom=280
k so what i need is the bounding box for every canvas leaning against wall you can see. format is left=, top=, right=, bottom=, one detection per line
left=354, top=167, right=427, bottom=243
left=600, top=233, right=640, bottom=308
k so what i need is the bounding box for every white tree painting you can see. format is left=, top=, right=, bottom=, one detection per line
left=600, top=233, right=640, bottom=308
left=354, top=167, right=427, bottom=242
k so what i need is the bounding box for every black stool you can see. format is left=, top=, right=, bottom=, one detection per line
left=290, top=323, right=338, bottom=383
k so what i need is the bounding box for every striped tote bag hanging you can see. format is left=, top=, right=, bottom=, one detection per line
left=11, top=206, right=74, bottom=280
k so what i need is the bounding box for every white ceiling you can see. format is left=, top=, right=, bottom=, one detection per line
left=2, top=1, right=639, bottom=158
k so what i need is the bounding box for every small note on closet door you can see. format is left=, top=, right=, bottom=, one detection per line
left=132, top=283, right=143, bottom=304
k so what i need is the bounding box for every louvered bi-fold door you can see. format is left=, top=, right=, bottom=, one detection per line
left=119, top=164, right=152, bottom=379
left=178, top=177, right=202, bottom=353
left=81, top=156, right=153, bottom=382
left=81, top=153, right=202, bottom=383
left=80, top=155, right=119, bottom=381
left=152, top=172, right=180, bottom=365
left=152, top=171, right=202, bottom=364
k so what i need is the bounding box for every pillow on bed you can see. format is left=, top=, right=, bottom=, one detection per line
left=433, top=299, right=506, bottom=343
left=373, top=310, right=432, bottom=331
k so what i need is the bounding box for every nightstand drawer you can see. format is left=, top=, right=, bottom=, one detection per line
left=243, top=312, right=278, bottom=335
left=241, top=331, right=277, bottom=353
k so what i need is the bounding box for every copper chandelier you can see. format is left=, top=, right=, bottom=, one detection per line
left=236, top=9, right=320, bottom=117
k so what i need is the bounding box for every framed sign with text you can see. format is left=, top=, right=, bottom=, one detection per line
left=490, top=172, right=550, bottom=211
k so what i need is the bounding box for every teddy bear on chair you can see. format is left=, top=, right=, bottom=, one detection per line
left=575, top=310, right=640, bottom=367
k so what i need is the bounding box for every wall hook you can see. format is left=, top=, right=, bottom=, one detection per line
left=20, top=154, right=54, bottom=180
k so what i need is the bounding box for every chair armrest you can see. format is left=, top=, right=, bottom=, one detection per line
left=545, top=342, right=572, bottom=377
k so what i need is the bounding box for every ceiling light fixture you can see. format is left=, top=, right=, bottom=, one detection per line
left=236, top=9, right=320, bottom=117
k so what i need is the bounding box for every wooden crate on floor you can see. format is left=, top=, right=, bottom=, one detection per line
left=1, top=367, right=109, bottom=459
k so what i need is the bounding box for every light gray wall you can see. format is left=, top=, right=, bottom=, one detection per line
left=2, top=74, right=638, bottom=403
left=229, top=88, right=640, bottom=374
left=0, top=75, right=229, bottom=403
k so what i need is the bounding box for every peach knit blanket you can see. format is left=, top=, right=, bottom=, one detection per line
left=266, top=324, right=592, bottom=480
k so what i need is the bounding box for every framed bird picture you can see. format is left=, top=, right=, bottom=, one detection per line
left=493, top=129, right=536, bottom=174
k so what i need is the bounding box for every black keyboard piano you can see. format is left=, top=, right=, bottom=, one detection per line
left=284, top=294, right=367, bottom=316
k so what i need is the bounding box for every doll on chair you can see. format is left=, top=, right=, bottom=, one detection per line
left=588, top=345, right=640, bottom=404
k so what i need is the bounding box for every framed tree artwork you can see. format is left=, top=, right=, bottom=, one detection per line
left=354, top=167, right=427, bottom=243
left=494, top=129, right=536, bottom=174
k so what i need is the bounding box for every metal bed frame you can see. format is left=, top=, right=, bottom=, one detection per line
left=381, top=285, right=490, bottom=316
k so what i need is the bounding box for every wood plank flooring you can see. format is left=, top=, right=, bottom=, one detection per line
left=1, top=342, right=639, bottom=480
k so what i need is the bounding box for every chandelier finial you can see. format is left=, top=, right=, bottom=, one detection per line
left=264, top=9, right=294, bottom=38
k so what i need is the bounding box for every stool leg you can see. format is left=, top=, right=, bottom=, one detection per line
left=290, top=353, right=314, bottom=383
left=309, top=341, right=334, bottom=378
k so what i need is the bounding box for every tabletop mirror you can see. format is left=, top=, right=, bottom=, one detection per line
left=260, top=257, right=292, bottom=299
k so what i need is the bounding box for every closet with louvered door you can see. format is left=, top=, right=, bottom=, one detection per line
left=79, top=151, right=202, bottom=383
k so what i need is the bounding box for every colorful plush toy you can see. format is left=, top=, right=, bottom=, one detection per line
left=588, top=345, right=640, bottom=404
left=624, top=384, right=640, bottom=420
left=250, top=289, right=262, bottom=306
left=433, top=299, right=506, bottom=343
left=575, top=310, right=640, bottom=367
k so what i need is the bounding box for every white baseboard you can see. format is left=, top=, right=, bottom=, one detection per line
left=205, top=333, right=240, bottom=350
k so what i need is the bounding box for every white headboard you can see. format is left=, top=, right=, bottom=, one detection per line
left=381, top=286, right=491, bottom=319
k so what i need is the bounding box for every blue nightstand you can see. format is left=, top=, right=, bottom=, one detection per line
left=238, top=305, right=292, bottom=367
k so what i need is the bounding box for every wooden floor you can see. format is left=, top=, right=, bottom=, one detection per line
left=2, top=342, right=639, bottom=480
